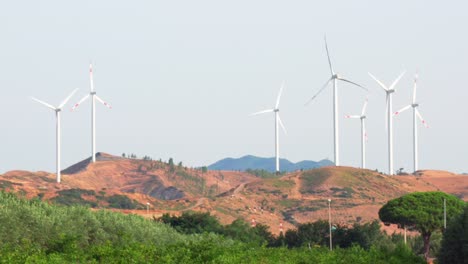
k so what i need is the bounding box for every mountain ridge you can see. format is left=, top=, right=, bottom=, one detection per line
left=208, top=155, right=334, bottom=172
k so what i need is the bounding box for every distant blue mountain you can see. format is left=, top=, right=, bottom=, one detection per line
left=207, top=155, right=334, bottom=172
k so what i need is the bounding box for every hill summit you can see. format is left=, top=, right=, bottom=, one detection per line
left=207, top=155, right=333, bottom=172
left=1, top=152, right=467, bottom=234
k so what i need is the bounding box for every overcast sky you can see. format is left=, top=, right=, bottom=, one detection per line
left=1, top=0, right=467, bottom=174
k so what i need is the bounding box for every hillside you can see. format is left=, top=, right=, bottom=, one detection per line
left=208, top=155, right=333, bottom=172
left=1, top=154, right=467, bottom=235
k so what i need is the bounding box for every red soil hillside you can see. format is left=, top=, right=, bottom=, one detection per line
left=1, top=155, right=467, bottom=235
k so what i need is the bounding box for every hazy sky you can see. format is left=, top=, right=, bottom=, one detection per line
left=1, top=0, right=467, bottom=174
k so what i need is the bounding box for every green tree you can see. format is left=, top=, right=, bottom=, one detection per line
left=438, top=205, right=468, bottom=264
left=158, top=211, right=222, bottom=234
left=379, top=191, right=465, bottom=259
left=201, top=166, right=208, bottom=173
left=222, top=219, right=272, bottom=245
left=168, top=158, right=175, bottom=172
left=339, top=220, right=385, bottom=250
left=283, top=220, right=330, bottom=248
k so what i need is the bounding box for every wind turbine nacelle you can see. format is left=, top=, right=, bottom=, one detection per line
left=274, top=109, right=279, bottom=112
left=91, top=91, right=97, bottom=95
left=361, top=115, right=366, bottom=119
left=412, top=103, right=419, bottom=107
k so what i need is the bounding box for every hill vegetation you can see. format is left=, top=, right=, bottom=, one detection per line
left=0, top=153, right=467, bottom=239
left=0, top=191, right=426, bottom=263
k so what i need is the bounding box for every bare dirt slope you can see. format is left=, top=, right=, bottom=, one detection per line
left=1, top=155, right=467, bottom=234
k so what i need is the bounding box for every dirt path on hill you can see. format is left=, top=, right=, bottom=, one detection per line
left=287, top=173, right=326, bottom=201
left=233, top=182, right=247, bottom=195
left=286, top=174, right=303, bottom=199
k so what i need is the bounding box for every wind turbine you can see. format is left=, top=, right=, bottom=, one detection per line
left=306, top=36, right=367, bottom=166
left=251, top=81, right=287, bottom=174
left=394, top=73, right=428, bottom=172
left=31, top=89, right=78, bottom=183
left=71, top=64, right=112, bottom=163
left=368, top=71, right=405, bottom=175
left=345, top=97, right=368, bottom=169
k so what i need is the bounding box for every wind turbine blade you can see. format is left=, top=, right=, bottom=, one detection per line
left=305, top=77, right=332, bottom=106
left=58, top=88, right=78, bottom=109
left=338, top=77, right=368, bottom=92
left=361, top=97, right=369, bottom=116
left=415, top=109, right=428, bottom=128
left=95, top=95, right=112, bottom=109
left=71, top=94, right=90, bottom=111
left=275, top=80, right=285, bottom=109
left=412, top=73, right=419, bottom=104
left=324, top=35, right=334, bottom=75
left=394, top=105, right=411, bottom=116
left=389, top=71, right=406, bottom=91
left=278, top=115, right=287, bottom=134
left=368, top=72, right=388, bottom=92
left=345, top=115, right=361, bottom=119
left=250, top=109, right=274, bottom=116
left=31, top=97, right=56, bottom=111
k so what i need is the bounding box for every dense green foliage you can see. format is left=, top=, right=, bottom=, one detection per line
left=438, top=205, right=468, bottom=264
left=159, top=212, right=223, bottom=234
left=106, top=194, right=140, bottom=209
left=379, top=191, right=465, bottom=259
left=0, top=192, right=425, bottom=263
left=51, top=189, right=141, bottom=209
left=158, top=212, right=276, bottom=246
left=52, top=188, right=98, bottom=207
left=284, top=220, right=397, bottom=251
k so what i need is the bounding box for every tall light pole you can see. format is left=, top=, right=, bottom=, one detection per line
left=328, top=198, right=332, bottom=251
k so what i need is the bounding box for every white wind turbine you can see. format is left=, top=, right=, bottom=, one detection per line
left=345, top=97, right=369, bottom=169
left=71, top=64, right=112, bottom=163
left=31, top=89, right=78, bottom=183
left=394, top=73, right=428, bottom=172
left=306, top=36, right=367, bottom=166
left=251, top=81, right=287, bottom=174
left=368, top=71, right=405, bottom=175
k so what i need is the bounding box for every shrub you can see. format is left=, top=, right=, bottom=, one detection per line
left=438, top=205, right=468, bottom=264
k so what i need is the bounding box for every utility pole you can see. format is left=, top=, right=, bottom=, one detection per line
left=328, top=198, right=332, bottom=251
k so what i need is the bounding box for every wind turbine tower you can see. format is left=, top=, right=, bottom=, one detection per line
left=72, top=64, right=112, bottom=163
left=306, top=36, right=367, bottom=166
left=251, top=81, right=287, bottom=174
left=345, top=97, right=368, bottom=169
left=31, top=89, right=78, bottom=183
left=368, top=71, right=405, bottom=175
left=394, top=73, right=428, bottom=172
